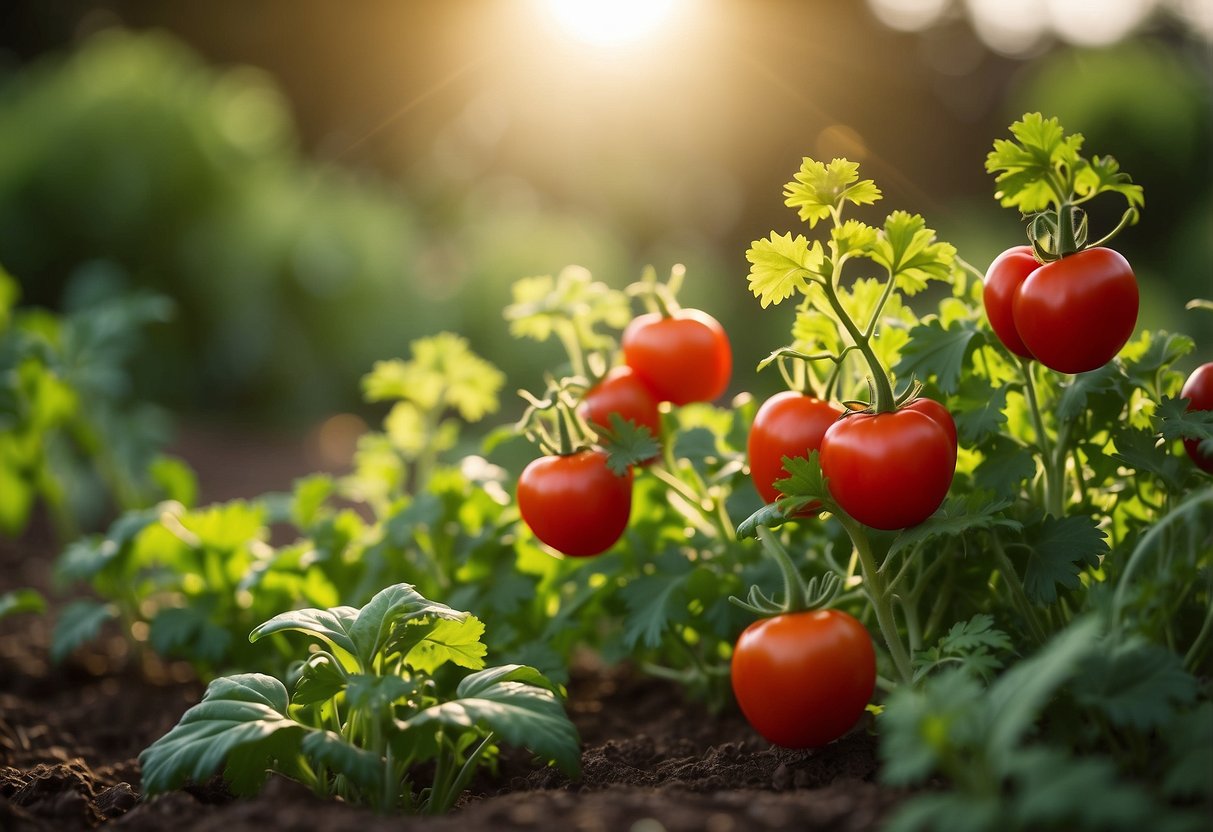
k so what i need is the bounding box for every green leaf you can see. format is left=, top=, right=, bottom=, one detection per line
left=620, top=553, right=694, bottom=649
left=503, top=266, right=629, bottom=352
left=290, top=474, right=334, bottom=528
left=1156, top=395, right=1213, bottom=443
left=831, top=219, right=879, bottom=258
left=148, top=456, right=198, bottom=508
left=599, top=415, right=660, bottom=475
left=362, top=333, right=504, bottom=423
left=1072, top=640, right=1198, bottom=731
left=984, top=617, right=1100, bottom=752
left=150, top=606, right=233, bottom=666
left=1074, top=155, right=1144, bottom=209
left=1057, top=364, right=1125, bottom=425
left=293, top=652, right=349, bottom=706
left=345, top=674, right=417, bottom=712
left=139, top=673, right=304, bottom=797
left=1004, top=748, right=1156, bottom=831
left=985, top=113, right=1084, bottom=212
left=0, top=588, right=46, bottom=619
left=51, top=599, right=117, bottom=663
left=868, top=211, right=956, bottom=295
left=888, top=496, right=1019, bottom=561
left=884, top=792, right=1002, bottom=832
left=894, top=318, right=982, bottom=395
left=772, top=451, right=832, bottom=516
left=878, top=669, right=987, bottom=786
left=953, top=376, right=1009, bottom=445
left=913, top=614, right=1013, bottom=683
left=250, top=604, right=360, bottom=658
left=399, top=665, right=581, bottom=778
left=973, top=439, right=1036, bottom=495
left=299, top=731, right=384, bottom=792
left=1022, top=516, right=1109, bottom=604
left=783, top=157, right=881, bottom=226
left=745, top=233, right=826, bottom=307
left=1112, top=428, right=1186, bottom=489
left=349, top=583, right=467, bottom=668
left=400, top=616, right=488, bottom=673
left=736, top=502, right=790, bottom=539
left=1162, top=702, right=1213, bottom=799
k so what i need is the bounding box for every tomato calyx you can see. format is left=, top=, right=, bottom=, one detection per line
left=517, top=377, right=597, bottom=458
left=728, top=525, right=841, bottom=617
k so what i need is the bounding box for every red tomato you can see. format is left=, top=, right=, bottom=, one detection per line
left=580, top=366, right=662, bottom=441
left=983, top=246, right=1037, bottom=359
left=1181, top=362, right=1213, bottom=474
left=517, top=450, right=632, bottom=557
left=902, top=397, right=958, bottom=468
left=731, top=609, right=876, bottom=749
left=819, top=407, right=956, bottom=530
left=622, top=309, right=732, bottom=405
left=747, top=391, right=842, bottom=508
left=1012, top=247, right=1138, bottom=374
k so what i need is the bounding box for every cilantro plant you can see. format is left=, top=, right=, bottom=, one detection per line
left=140, top=583, right=580, bottom=814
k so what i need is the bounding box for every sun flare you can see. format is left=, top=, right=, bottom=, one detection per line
left=541, top=0, right=681, bottom=47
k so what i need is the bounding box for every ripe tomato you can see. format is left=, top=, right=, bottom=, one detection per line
left=1181, top=362, right=1213, bottom=474
left=731, top=609, right=876, bottom=749
left=819, top=405, right=956, bottom=530
left=748, top=391, right=841, bottom=508
left=983, top=245, right=1037, bottom=359
left=621, top=309, right=732, bottom=405
left=1012, top=247, right=1138, bottom=374
left=517, top=450, right=632, bottom=557
left=580, top=366, right=662, bottom=441
left=902, top=397, right=958, bottom=468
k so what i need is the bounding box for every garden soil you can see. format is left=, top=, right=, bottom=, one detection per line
left=1, top=428, right=902, bottom=832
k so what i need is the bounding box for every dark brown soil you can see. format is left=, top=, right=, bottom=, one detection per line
left=0, top=431, right=901, bottom=832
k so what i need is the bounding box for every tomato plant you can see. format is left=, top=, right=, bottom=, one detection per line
left=747, top=390, right=840, bottom=507
left=732, top=607, right=875, bottom=748
left=622, top=309, right=732, bottom=405
left=1181, top=362, right=1213, bottom=473
left=1012, top=247, right=1139, bottom=374
left=982, top=245, right=1037, bottom=359
left=819, top=404, right=956, bottom=531
left=517, top=449, right=633, bottom=558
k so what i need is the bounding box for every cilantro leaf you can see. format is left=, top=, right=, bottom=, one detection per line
left=620, top=551, right=693, bottom=648
left=913, top=614, right=1013, bottom=683
left=973, top=437, right=1036, bottom=495
left=362, top=333, right=504, bottom=422
left=1156, top=395, right=1213, bottom=443
left=745, top=232, right=826, bottom=307
left=400, top=615, right=488, bottom=674
left=832, top=219, right=879, bottom=258
left=869, top=211, right=956, bottom=294
left=503, top=265, right=630, bottom=349
left=1074, top=155, right=1144, bottom=209
left=985, top=113, right=1083, bottom=212
left=1021, top=516, right=1108, bottom=604
left=783, top=158, right=881, bottom=226
left=599, top=414, right=661, bottom=475
left=888, top=496, right=1019, bottom=561
left=1073, top=639, right=1198, bottom=731
left=773, top=451, right=832, bottom=514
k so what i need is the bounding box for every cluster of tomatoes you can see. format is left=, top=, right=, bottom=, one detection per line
left=516, top=307, right=732, bottom=558
left=983, top=245, right=1139, bottom=374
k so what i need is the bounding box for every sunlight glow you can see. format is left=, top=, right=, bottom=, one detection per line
left=541, top=0, right=681, bottom=47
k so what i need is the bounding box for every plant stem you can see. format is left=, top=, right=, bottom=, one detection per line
left=820, top=277, right=896, bottom=412
left=1020, top=357, right=1064, bottom=516
left=837, top=514, right=914, bottom=685
left=555, top=321, right=587, bottom=379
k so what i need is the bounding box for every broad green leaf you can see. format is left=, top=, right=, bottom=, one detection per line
left=349, top=583, right=467, bottom=668
left=250, top=605, right=360, bottom=657
left=1111, top=428, right=1186, bottom=490
left=1162, top=703, right=1213, bottom=799
left=299, top=731, right=383, bottom=791
left=456, top=664, right=564, bottom=697
left=181, top=501, right=267, bottom=553
left=1056, top=363, right=1125, bottom=425
left=952, top=376, right=1009, bottom=445
left=290, top=474, right=334, bottom=528
left=150, top=606, right=232, bottom=666
left=51, top=599, right=117, bottom=663
left=293, top=652, right=348, bottom=706
left=401, top=615, right=487, bottom=673
left=345, top=674, right=417, bottom=712
left=1072, top=640, right=1198, bottom=731
left=399, top=665, right=581, bottom=777
left=883, top=792, right=1002, bottom=832
left=139, top=673, right=304, bottom=796
left=384, top=401, right=427, bottom=456
left=0, top=588, right=45, bottom=619
left=783, top=158, right=881, bottom=226
left=148, top=456, right=198, bottom=509
left=868, top=211, right=956, bottom=294
left=745, top=233, right=826, bottom=307
left=894, top=318, right=982, bottom=395
left=1021, top=516, right=1108, bottom=604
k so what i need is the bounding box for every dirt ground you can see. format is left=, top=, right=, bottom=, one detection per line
left=0, top=427, right=901, bottom=831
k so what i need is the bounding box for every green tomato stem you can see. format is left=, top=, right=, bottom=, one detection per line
left=837, top=513, right=914, bottom=685
left=756, top=526, right=807, bottom=612
left=1020, top=357, right=1064, bottom=516
left=820, top=273, right=896, bottom=412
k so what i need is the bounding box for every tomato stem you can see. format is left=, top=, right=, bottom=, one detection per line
left=1020, top=357, right=1065, bottom=516
left=836, top=513, right=914, bottom=685
left=821, top=271, right=896, bottom=412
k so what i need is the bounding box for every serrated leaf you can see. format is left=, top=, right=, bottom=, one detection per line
left=621, top=553, right=694, bottom=648
left=878, top=669, right=987, bottom=786
left=362, top=333, right=503, bottom=422
left=1057, top=363, right=1125, bottom=425
left=894, top=318, right=982, bottom=395
left=398, top=665, right=581, bottom=777
left=1112, top=428, right=1186, bottom=489
left=51, top=599, right=117, bottom=663
left=1072, top=639, right=1198, bottom=731
left=745, top=233, right=826, bottom=307
left=349, top=583, right=467, bottom=668
left=973, top=438, right=1036, bottom=495
left=953, top=377, right=1009, bottom=445
left=783, top=158, right=881, bottom=226
left=986, top=113, right=1084, bottom=212
left=1156, top=395, right=1213, bottom=443
left=139, top=674, right=304, bottom=797
left=599, top=414, right=660, bottom=475
left=503, top=266, right=630, bottom=350
left=832, top=219, right=879, bottom=258
left=1004, top=747, right=1155, bottom=830
left=401, top=616, right=487, bottom=673
left=1022, top=516, right=1108, bottom=604
left=0, top=588, right=46, bottom=619
left=869, top=211, right=956, bottom=295
left=888, top=497, right=1018, bottom=560
left=1074, top=155, right=1144, bottom=209
left=914, top=614, right=1013, bottom=683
